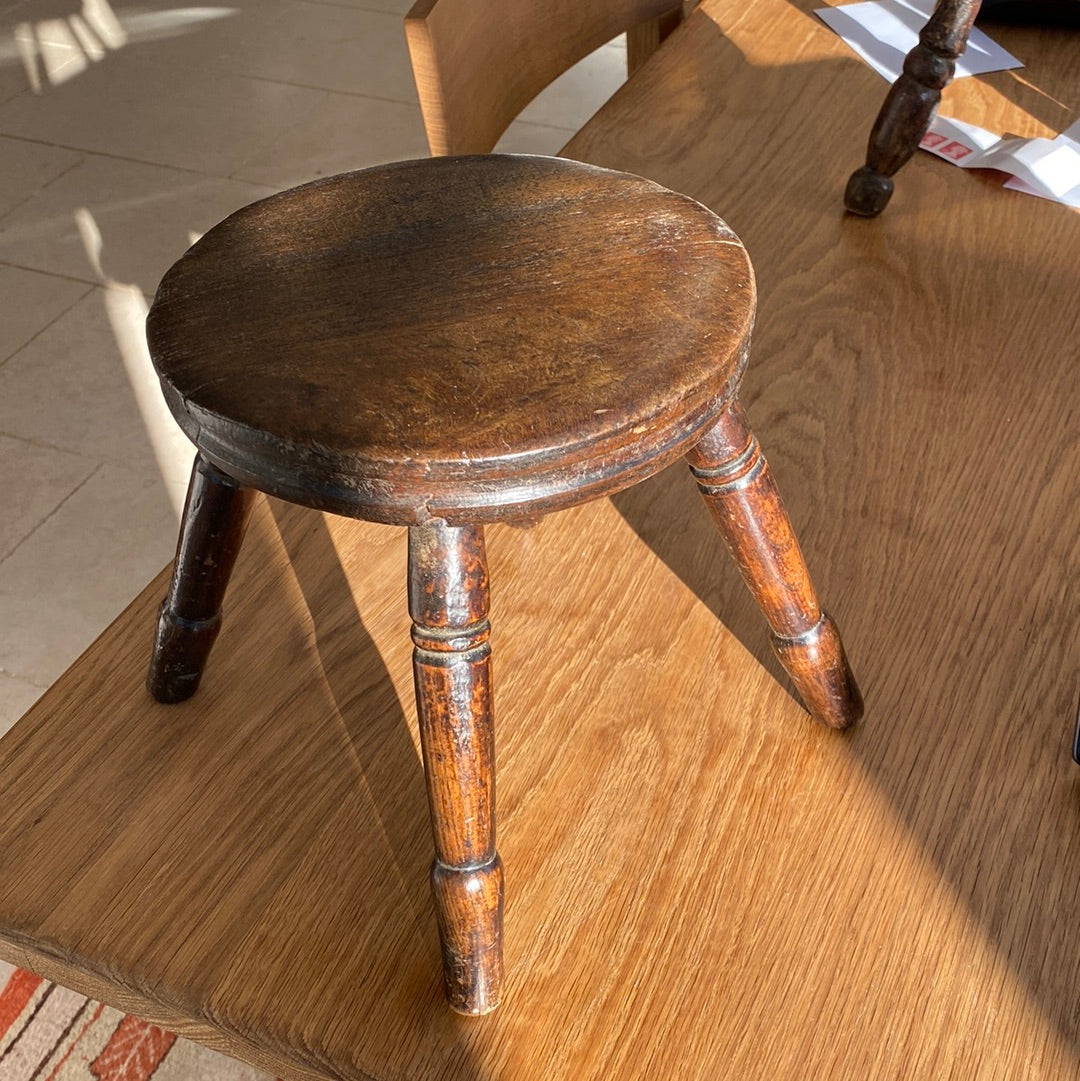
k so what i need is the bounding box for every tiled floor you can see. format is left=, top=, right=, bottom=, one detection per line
left=0, top=0, right=629, bottom=735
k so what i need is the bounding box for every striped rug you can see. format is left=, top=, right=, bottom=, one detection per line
left=0, top=962, right=274, bottom=1081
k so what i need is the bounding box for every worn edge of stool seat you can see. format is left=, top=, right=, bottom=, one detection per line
left=160, top=345, right=748, bottom=526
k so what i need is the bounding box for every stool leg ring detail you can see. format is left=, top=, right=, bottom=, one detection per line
left=687, top=401, right=863, bottom=729
left=148, top=454, right=253, bottom=704
left=409, top=520, right=504, bottom=1014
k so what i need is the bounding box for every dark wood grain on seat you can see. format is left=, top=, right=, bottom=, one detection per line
left=147, top=155, right=754, bottom=526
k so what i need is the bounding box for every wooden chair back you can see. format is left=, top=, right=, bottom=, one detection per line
left=404, top=0, right=691, bottom=155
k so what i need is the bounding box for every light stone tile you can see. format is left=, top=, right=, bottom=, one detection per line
left=58, top=0, right=292, bottom=80
left=0, top=263, right=89, bottom=363
left=0, top=78, right=27, bottom=109
left=495, top=121, right=578, bottom=158
left=0, top=153, right=275, bottom=293
left=212, top=2, right=419, bottom=102
left=0, top=433, right=96, bottom=559
left=0, top=50, right=328, bottom=174
left=0, top=459, right=178, bottom=686
left=3, top=0, right=274, bottom=93
left=0, top=135, right=81, bottom=217
left=0, top=288, right=195, bottom=501
left=232, top=94, right=430, bottom=188
left=0, top=672, right=44, bottom=739
left=0, top=53, right=33, bottom=104
left=2, top=0, right=275, bottom=100
left=518, top=40, right=628, bottom=132
left=19, top=0, right=194, bottom=52
left=8, top=22, right=95, bottom=93
left=68, top=0, right=418, bottom=102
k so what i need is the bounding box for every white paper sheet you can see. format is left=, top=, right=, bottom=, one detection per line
left=815, top=0, right=1023, bottom=82
left=1003, top=175, right=1080, bottom=210
left=919, top=115, right=1080, bottom=209
left=1002, top=119, right=1080, bottom=208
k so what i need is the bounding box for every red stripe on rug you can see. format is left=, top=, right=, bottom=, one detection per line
left=0, top=969, right=44, bottom=1038
left=89, top=1015, right=177, bottom=1081
left=44, top=1000, right=107, bottom=1081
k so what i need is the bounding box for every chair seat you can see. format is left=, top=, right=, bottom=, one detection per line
left=147, top=154, right=754, bottom=524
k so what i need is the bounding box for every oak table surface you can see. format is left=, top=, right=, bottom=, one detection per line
left=0, top=1, right=1077, bottom=1079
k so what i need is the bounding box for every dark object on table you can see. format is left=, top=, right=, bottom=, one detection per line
left=845, top=0, right=982, bottom=216
left=846, top=0, right=1078, bottom=216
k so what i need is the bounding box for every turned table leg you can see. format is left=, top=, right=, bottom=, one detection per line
left=687, top=402, right=863, bottom=729
left=147, top=453, right=253, bottom=704
left=844, top=0, right=981, bottom=216
left=409, top=520, right=503, bottom=1014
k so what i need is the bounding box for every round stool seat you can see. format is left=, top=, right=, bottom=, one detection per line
left=147, top=154, right=755, bottom=525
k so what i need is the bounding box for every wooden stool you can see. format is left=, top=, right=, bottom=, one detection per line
left=845, top=0, right=982, bottom=215
left=145, top=154, right=862, bottom=1015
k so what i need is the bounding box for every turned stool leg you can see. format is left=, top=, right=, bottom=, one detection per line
left=844, top=0, right=981, bottom=216
left=147, top=453, right=253, bottom=704
left=408, top=520, right=503, bottom=1014
left=687, top=401, right=863, bottom=729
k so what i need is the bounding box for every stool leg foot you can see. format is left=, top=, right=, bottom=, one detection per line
left=687, top=401, right=863, bottom=729
left=844, top=0, right=980, bottom=216
left=147, top=454, right=253, bottom=704
left=409, top=520, right=503, bottom=1014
